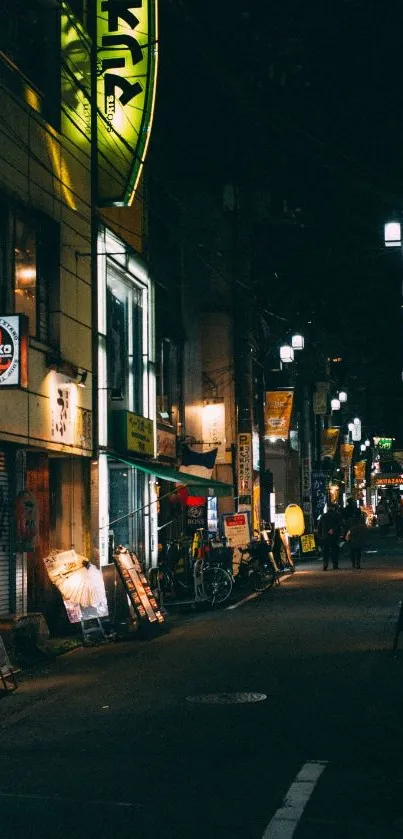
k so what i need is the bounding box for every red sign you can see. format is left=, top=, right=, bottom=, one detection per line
left=223, top=512, right=250, bottom=548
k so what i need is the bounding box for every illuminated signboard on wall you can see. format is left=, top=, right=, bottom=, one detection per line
left=61, top=3, right=91, bottom=161
left=97, top=0, right=158, bottom=205
left=377, top=438, right=393, bottom=450
left=0, top=315, right=28, bottom=388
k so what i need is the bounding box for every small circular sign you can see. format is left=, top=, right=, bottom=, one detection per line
left=186, top=692, right=267, bottom=705
left=0, top=317, right=19, bottom=385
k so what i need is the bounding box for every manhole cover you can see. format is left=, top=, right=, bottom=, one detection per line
left=186, top=692, right=267, bottom=704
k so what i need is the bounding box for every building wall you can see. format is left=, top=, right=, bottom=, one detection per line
left=0, top=7, right=93, bottom=620
left=0, top=26, right=92, bottom=456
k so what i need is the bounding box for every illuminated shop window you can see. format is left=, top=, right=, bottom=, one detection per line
left=13, top=212, right=59, bottom=343
left=107, top=266, right=144, bottom=414
left=156, top=337, right=180, bottom=427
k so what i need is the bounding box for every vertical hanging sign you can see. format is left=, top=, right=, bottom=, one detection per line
left=97, top=0, right=159, bottom=205
left=237, top=433, right=252, bottom=509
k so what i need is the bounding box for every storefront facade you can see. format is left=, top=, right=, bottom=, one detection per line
left=95, top=226, right=158, bottom=571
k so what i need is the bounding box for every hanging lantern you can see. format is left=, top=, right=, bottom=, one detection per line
left=280, top=344, right=294, bottom=363
left=384, top=221, right=401, bottom=248
left=285, top=503, right=305, bottom=537
left=331, top=398, right=340, bottom=411
left=352, top=418, right=361, bottom=441
left=291, top=333, right=304, bottom=350
left=338, top=391, right=347, bottom=403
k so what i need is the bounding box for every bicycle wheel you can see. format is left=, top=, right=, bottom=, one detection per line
left=252, top=561, right=276, bottom=592
left=203, top=565, right=233, bottom=605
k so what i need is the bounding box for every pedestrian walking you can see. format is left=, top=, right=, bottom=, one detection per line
left=342, top=497, right=356, bottom=530
left=318, top=504, right=343, bottom=570
left=346, top=507, right=367, bottom=568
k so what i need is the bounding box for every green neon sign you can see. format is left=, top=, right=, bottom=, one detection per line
left=378, top=438, right=393, bottom=450
left=61, top=4, right=91, bottom=174
left=97, top=0, right=158, bottom=206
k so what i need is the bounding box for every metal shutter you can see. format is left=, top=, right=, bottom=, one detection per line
left=0, top=452, right=10, bottom=615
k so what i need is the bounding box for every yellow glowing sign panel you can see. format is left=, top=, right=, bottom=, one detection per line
left=97, top=0, right=158, bottom=206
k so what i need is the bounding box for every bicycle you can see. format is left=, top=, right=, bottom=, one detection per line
left=149, top=540, right=233, bottom=607
left=233, top=536, right=279, bottom=592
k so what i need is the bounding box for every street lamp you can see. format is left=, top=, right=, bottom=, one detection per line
left=331, top=398, right=340, bottom=411
left=280, top=344, right=294, bottom=363
left=338, top=391, right=347, bottom=403
left=384, top=220, right=402, bottom=248
left=352, top=417, right=361, bottom=442
left=291, top=333, right=304, bottom=351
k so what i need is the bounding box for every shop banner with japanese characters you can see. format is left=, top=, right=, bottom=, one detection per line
left=340, top=443, right=354, bottom=468
left=321, top=427, right=340, bottom=459
left=264, top=391, right=294, bottom=439
left=237, top=432, right=252, bottom=507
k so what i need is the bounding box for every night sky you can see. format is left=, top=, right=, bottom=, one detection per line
left=148, top=1, right=403, bottom=442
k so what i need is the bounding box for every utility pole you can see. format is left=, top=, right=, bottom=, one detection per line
left=227, top=184, right=255, bottom=519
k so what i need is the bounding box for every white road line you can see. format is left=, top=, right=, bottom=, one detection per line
left=226, top=592, right=259, bottom=609
left=262, top=760, right=328, bottom=839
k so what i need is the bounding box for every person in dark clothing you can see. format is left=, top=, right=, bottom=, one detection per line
left=318, top=505, right=343, bottom=570
left=346, top=508, right=367, bottom=568
left=343, top=498, right=356, bottom=528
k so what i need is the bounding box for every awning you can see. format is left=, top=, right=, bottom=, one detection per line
left=106, top=454, right=233, bottom=497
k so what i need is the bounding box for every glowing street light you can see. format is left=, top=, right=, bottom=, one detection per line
left=331, top=398, right=340, bottom=411
left=338, top=391, right=347, bottom=403
left=384, top=220, right=402, bottom=248
left=291, top=333, right=304, bottom=351
left=280, top=344, right=294, bottom=363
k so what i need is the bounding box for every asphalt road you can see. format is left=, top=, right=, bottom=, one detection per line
left=1, top=532, right=403, bottom=839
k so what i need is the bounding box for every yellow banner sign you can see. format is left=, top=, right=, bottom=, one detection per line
left=354, top=460, right=366, bottom=482
left=301, top=534, right=316, bottom=553
left=321, top=428, right=339, bottom=459
left=126, top=412, right=154, bottom=457
left=264, top=391, right=294, bottom=439
left=340, top=443, right=354, bottom=468
left=97, top=0, right=158, bottom=205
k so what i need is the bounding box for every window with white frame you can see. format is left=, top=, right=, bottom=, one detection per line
left=106, top=263, right=144, bottom=415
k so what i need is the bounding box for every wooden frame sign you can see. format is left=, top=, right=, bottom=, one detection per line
left=113, top=546, right=166, bottom=633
